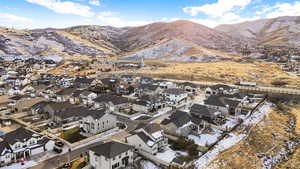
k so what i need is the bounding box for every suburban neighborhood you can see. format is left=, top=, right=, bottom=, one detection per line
left=0, top=56, right=284, bottom=169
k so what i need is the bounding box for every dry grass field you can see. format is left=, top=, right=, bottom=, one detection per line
left=205, top=105, right=300, bottom=169
left=207, top=108, right=296, bottom=169
left=132, top=60, right=300, bottom=88
left=275, top=106, right=300, bottom=169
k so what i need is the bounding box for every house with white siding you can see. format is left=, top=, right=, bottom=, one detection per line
left=80, top=109, right=117, bottom=136
left=0, top=127, right=53, bottom=166
left=89, top=141, right=134, bottom=169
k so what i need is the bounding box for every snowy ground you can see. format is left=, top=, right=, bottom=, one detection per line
left=155, top=146, right=188, bottom=163
left=193, top=102, right=272, bottom=169
left=140, top=160, right=161, bottom=169
left=153, top=107, right=172, bottom=118
left=1, top=160, right=37, bottom=169
left=188, top=128, right=223, bottom=147
left=220, top=118, right=239, bottom=130
left=131, top=114, right=151, bottom=120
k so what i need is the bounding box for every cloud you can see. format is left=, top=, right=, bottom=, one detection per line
left=89, top=0, right=100, bottom=6
left=0, top=13, right=33, bottom=23
left=95, top=11, right=151, bottom=27
left=183, top=0, right=253, bottom=17
left=0, top=13, right=33, bottom=28
left=264, top=1, right=300, bottom=18
left=26, top=0, right=94, bottom=17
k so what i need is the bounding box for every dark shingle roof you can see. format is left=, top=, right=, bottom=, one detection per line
left=0, top=141, right=12, bottom=154
left=164, top=88, right=186, bottom=95
left=90, top=141, right=132, bottom=158
left=93, top=93, right=129, bottom=105
left=204, top=95, right=241, bottom=109
left=53, top=107, right=106, bottom=119
left=1, top=127, right=39, bottom=145
left=190, top=104, right=218, bottom=117
left=136, top=132, right=155, bottom=145
left=161, top=110, right=191, bottom=128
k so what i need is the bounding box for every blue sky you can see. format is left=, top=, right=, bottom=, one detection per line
left=0, top=0, right=300, bottom=29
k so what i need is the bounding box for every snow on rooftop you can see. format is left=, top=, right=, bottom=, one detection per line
left=152, top=131, right=163, bottom=139
left=147, top=140, right=155, bottom=147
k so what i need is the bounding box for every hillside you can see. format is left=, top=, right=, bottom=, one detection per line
left=216, top=16, right=300, bottom=47
left=0, top=20, right=246, bottom=60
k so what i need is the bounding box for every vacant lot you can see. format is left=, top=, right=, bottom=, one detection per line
left=276, top=106, right=300, bottom=169
left=133, top=61, right=300, bottom=88
left=207, top=107, right=297, bottom=169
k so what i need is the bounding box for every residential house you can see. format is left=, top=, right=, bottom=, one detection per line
left=205, top=84, right=238, bottom=97
left=89, top=141, right=134, bottom=169
left=80, top=109, right=117, bottom=136
left=134, top=123, right=168, bottom=151
left=204, top=95, right=243, bottom=116
left=162, top=88, right=188, bottom=105
left=93, top=93, right=130, bottom=112
left=0, top=127, right=53, bottom=166
left=74, top=77, right=95, bottom=89
left=178, top=82, right=199, bottom=93
left=190, top=104, right=225, bottom=125
left=161, top=110, right=201, bottom=137
left=126, top=131, right=158, bottom=155
left=79, top=91, right=97, bottom=105
left=55, top=87, right=76, bottom=102
left=134, top=84, right=162, bottom=97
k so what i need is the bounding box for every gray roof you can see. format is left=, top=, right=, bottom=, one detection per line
left=161, top=110, right=191, bottom=128
left=94, top=93, right=129, bottom=105
left=164, top=88, right=186, bottom=95
left=136, top=132, right=155, bottom=146
left=0, top=141, right=12, bottom=154
left=54, top=107, right=106, bottom=119
left=1, top=127, right=40, bottom=145
left=190, top=104, right=218, bottom=118
left=90, top=141, right=133, bottom=158
left=204, top=95, right=241, bottom=108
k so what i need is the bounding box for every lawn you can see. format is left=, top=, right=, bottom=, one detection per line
left=60, top=127, right=87, bottom=143
left=135, top=115, right=152, bottom=120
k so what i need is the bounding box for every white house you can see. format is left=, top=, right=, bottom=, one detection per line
left=162, top=88, right=188, bottom=105
left=134, top=123, right=168, bottom=152
left=161, top=110, right=201, bottom=137
left=0, top=127, right=53, bottom=166
left=80, top=109, right=117, bottom=136
left=205, top=84, right=238, bottom=98
left=126, top=131, right=158, bottom=155
left=89, top=141, right=134, bottom=169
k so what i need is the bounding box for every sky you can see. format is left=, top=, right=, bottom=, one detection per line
left=0, top=0, right=300, bottom=29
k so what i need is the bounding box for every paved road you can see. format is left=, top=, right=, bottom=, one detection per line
left=30, top=140, right=103, bottom=169
left=30, top=115, right=141, bottom=169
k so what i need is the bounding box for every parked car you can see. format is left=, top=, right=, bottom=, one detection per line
left=53, top=140, right=64, bottom=153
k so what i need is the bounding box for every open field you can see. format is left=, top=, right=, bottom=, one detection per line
left=132, top=61, right=300, bottom=88
left=276, top=105, right=300, bottom=169
left=206, top=107, right=298, bottom=169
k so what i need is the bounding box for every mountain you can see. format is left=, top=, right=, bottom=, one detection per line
left=216, top=16, right=300, bottom=47
left=0, top=20, right=245, bottom=60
